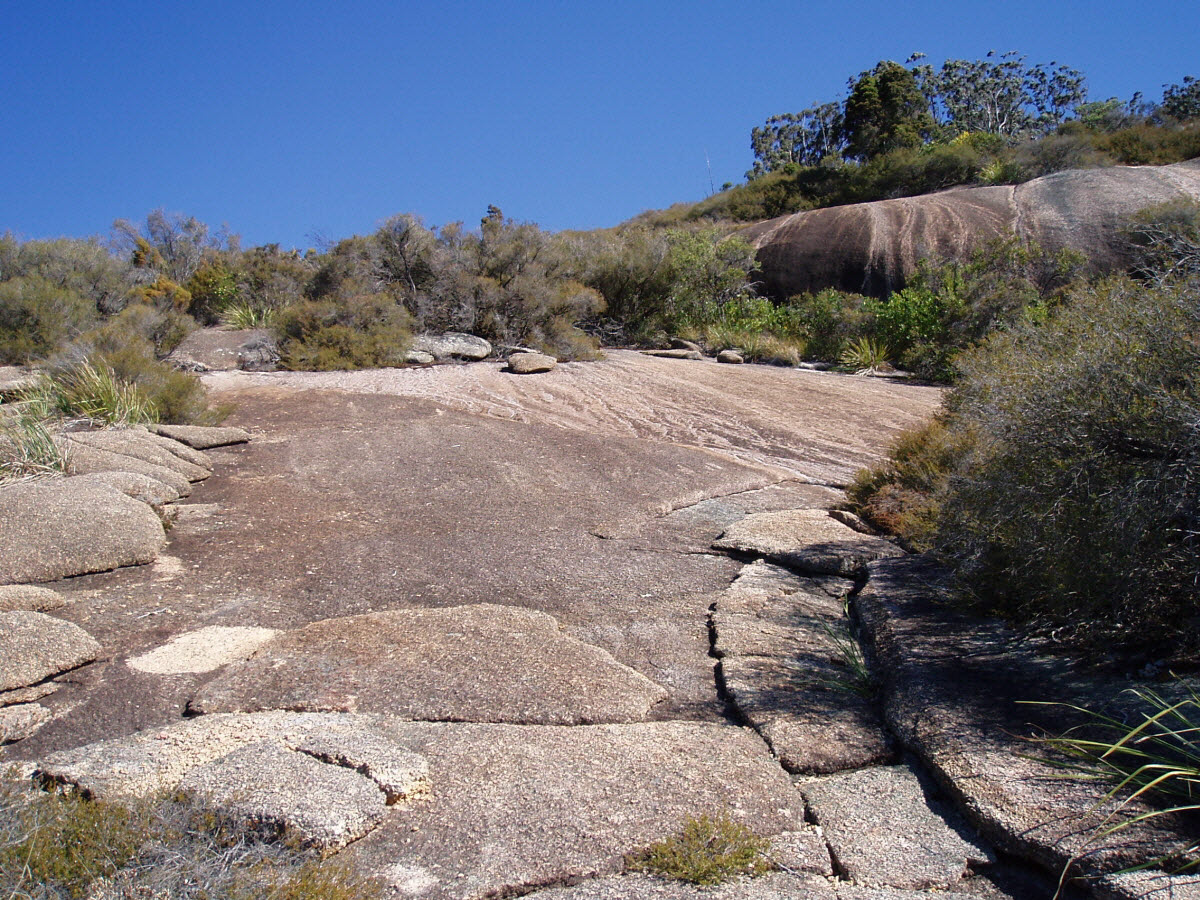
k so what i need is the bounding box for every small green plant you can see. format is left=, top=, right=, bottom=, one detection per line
left=839, top=336, right=892, bottom=374
left=33, top=361, right=157, bottom=426
left=221, top=301, right=275, bottom=329
left=812, top=603, right=876, bottom=698
left=0, top=408, right=70, bottom=481
left=1026, top=684, right=1200, bottom=892
left=625, top=813, right=773, bottom=885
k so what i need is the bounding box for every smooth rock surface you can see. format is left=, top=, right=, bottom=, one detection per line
left=149, top=423, right=252, bottom=449
left=0, top=585, right=66, bottom=612
left=0, top=611, right=101, bottom=691
left=411, top=332, right=492, bottom=361
left=0, top=478, right=167, bottom=584
left=803, top=764, right=993, bottom=890
left=190, top=604, right=669, bottom=723
left=126, top=626, right=280, bottom=674
left=506, top=351, right=557, bottom=373
left=745, top=159, right=1200, bottom=298
left=714, top=508, right=904, bottom=575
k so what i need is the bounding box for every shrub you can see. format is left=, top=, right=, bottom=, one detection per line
left=786, top=288, right=875, bottom=361
left=0, top=275, right=96, bottom=365
left=839, top=336, right=892, bottom=374
left=625, top=813, right=773, bottom=885
left=275, top=295, right=413, bottom=371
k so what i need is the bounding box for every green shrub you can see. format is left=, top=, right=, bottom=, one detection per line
left=786, top=288, right=875, bottom=361
left=275, top=295, right=413, bottom=371
left=0, top=275, right=96, bottom=364
left=625, top=813, right=773, bottom=885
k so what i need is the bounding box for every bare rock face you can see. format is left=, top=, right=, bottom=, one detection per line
left=190, top=604, right=669, bottom=724
left=66, top=471, right=183, bottom=506
left=506, top=351, right=557, bottom=374
left=68, top=428, right=211, bottom=482
left=0, top=585, right=66, bottom=612
left=411, top=332, right=493, bottom=361
left=0, top=610, right=101, bottom=691
left=0, top=703, right=53, bottom=744
left=713, top=508, right=904, bottom=576
left=0, top=478, right=167, bottom=584
left=745, top=159, right=1200, bottom=298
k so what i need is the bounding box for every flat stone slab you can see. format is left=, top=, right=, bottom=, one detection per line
left=0, top=703, right=53, bottom=743
left=68, top=428, right=211, bottom=481
left=63, top=440, right=193, bottom=496
left=713, top=561, right=893, bottom=774
left=857, top=556, right=1197, bottom=884
left=714, top=509, right=904, bottom=575
left=346, top=720, right=802, bottom=900
left=149, top=423, right=252, bottom=449
left=0, top=477, right=167, bottom=584
left=803, top=764, right=993, bottom=890
left=67, top=471, right=183, bottom=506
left=126, top=626, right=280, bottom=674
left=0, top=585, right=66, bottom=612
left=529, top=872, right=834, bottom=899
left=190, top=604, right=669, bottom=724
left=641, top=348, right=703, bottom=360
left=0, top=611, right=101, bottom=691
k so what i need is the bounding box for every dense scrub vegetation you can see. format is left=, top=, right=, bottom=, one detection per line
left=849, top=200, right=1200, bottom=661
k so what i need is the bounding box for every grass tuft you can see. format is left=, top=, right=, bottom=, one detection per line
left=0, top=409, right=70, bottom=482
left=625, top=813, right=774, bottom=885
left=839, top=337, right=892, bottom=375
left=32, top=362, right=157, bottom=426
left=220, top=302, right=275, bottom=330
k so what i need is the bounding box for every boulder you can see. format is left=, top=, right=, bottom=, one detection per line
left=411, top=332, right=493, bottom=361
left=745, top=159, right=1200, bottom=298
left=713, top=508, right=904, bottom=575
left=189, top=604, right=669, bottom=724
left=0, top=366, right=38, bottom=396
left=0, top=585, right=66, bottom=612
left=0, top=478, right=167, bottom=584
left=640, top=348, right=703, bottom=360
left=0, top=610, right=101, bottom=691
left=404, top=349, right=436, bottom=365
left=506, top=351, right=557, bottom=374
left=717, top=349, right=744, bottom=364
left=149, top=423, right=252, bottom=449
left=0, top=703, right=53, bottom=744
left=166, top=327, right=279, bottom=372
left=803, top=764, right=993, bottom=890
left=669, top=338, right=704, bottom=354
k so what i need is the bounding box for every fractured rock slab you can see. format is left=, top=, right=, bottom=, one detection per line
left=713, top=561, right=893, bottom=774
left=0, top=478, right=167, bottom=584
left=803, top=764, right=993, bottom=890
left=68, top=429, right=211, bottom=482
left=190, top=603, right=669, bottom=724
left=714, top=508, right=904, bottom=575
left=67, top=471, right=183, bottom=506
left=0, top=585, right=66, bottom=612
left=857, top=555, right=1197, bottom=881
left=64, top=440, right=192, bottom=497
left=347, top=720, right=802, bottom=900
left=0, top=611, right=101, bottom=691
left=149, top=423, right=252, bottom=449
left=126, top=626, right=280, bottom=674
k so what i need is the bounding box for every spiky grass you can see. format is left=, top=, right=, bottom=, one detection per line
left=1026, top=683, right=1200, bottom=891
left=220, top=302, right=275, bottom=330
left=839, top=337, right=892, bottom=375
left=37, top=362, right=157, bottom=426
left=0, top=408, right=70, bottom=482
left=625, top=813, right=773, bottom=885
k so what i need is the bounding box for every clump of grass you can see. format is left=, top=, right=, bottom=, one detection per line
left=625, top=813, right=774, bottom=885
left=0, top=778, right=384, bottom=900
left=221, top=302, right=275, bottom=330
left=1027, top=683, right=1200, bottom=891
left=0, top=409, right=70, bottom=482
left=33, top=362, right=157, bottom=426
left=839, top=337, right=892, bottom=375
left=813, top=606, right=876, bottom=698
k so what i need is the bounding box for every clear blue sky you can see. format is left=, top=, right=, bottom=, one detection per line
left=2, top=0, right=1197, bottom=250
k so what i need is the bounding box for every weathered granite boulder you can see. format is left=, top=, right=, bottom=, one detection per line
left=68, top=428, right=211, bottom=481
left=190, top=604, right=669, bottom=724
left=63, top=440, right=193, bottom=496
left=0, top=478, right=167, bottom=584
left=66, top=471, right=183, bottom=506
left=713, top=508, right=904, bottom=575
left=506, top=351, right=557, bottom=374
left=149, top=423, right=252, bottom=449
left=717, top=349, right=744, bottom=364
left=0, top=703, right=53, bottom=744
left=670, top=338, right=704, bottom=354
left=404, top=349, right=436, bottom=365
left=166, top=327, right=279, bottom=372
left=745, top=159, right=1200, bottom=298
left=411, top=332, right=493, bottom=361
left=0, top=611, right=101, bottom=691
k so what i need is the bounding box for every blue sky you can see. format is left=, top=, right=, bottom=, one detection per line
left=2, top=0, right=1197, bottom=249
